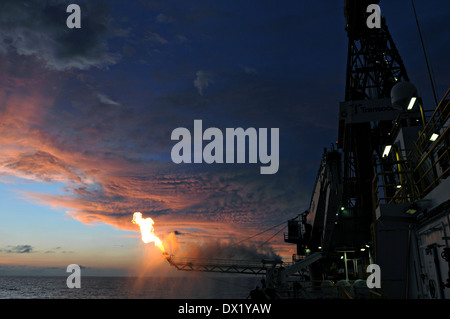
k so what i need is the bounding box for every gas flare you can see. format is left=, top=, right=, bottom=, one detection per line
left=132, top=212, right=165, bottom=252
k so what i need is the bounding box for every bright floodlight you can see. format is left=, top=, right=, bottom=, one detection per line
left=430, top=133, right=439, bottom=142
left=382, top=145, right=392, bottom=158
left=407, top=97, right=417, bottom=110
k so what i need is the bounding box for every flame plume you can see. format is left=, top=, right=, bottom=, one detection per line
left=132, top=212, right=165, bottom=252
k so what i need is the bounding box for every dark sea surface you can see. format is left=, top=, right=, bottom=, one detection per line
left=0, top=275, right=259, bottom=299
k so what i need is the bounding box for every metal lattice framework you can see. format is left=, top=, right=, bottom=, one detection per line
left=337, top=0, right=409, bottom=249
left=165, top=255, right=289, bottom=275
left=345, top=24, right=409, bottom=101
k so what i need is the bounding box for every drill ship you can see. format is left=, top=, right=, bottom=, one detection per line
left=166, top=0, right=449, bottom=299
left=281, top=0, right=450, bottom=299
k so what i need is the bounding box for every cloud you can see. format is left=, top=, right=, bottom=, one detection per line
left=156, top=13, right=175, bottom=24
left=241, top=65, right=257, bottom=74
left=175, top=34, right=188, bottom=44
left=114, top=28, right=131, bottom=37
left=0, top=34, right=311, bottom=259
left=3, top=150, right=83, bottom=184
left=0, top=0, right=118, bottom=70
left=96, top=92, right=120, bottom=106
left=44, top=246, right=74, bottom=254
left=144, top=31, right=169, bottom=45
left=1, top=101, right=307, bottom=251
left=3, top=245, right=35, bottom=254
left=194, top=70, right=213, bottom=95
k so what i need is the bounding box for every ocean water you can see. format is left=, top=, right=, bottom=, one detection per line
left=0, top=275, right=259, bottom=299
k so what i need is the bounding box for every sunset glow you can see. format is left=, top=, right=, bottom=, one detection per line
left=0, top=0, right=445, bottom=278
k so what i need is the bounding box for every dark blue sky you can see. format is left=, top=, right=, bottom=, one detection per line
left=0, top=0, right=448, bottom=272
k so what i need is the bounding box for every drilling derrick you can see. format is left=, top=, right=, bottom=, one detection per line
left=335, top=0, right=409, bottom=250
left=343, top=0, right=409, bottom=101
left=165, top=1, right=450, bottom=298
left=280, top=0, right=449, bottom=297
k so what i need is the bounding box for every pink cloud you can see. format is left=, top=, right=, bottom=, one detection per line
left=0, top=56, right=305, bottom=262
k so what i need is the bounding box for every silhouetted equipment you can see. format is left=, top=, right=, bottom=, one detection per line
left=287, top=0, right=416, bottom=281
left=337, top=0, right=409, bottom=251
left=284, top=213, right=311, bottom=255
left=165, top=254, right=284, bottom=275
left=165, top=1, right=450, bottom=299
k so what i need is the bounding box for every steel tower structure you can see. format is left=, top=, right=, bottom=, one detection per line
left=335, top=0, right=410, bottom=250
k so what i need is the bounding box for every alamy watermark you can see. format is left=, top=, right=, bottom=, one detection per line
left=66, top=264, right=81, bottom=288
left=170, top=120, right=280, bottom=174
left=366, top=263, right=381, bottom=288
left=366, top=4, right=381, bottom=29
left=65, top=3, right=380, bottom=30
left=66, top=4, right=81, bottom=29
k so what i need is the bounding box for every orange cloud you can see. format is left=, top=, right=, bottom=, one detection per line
left=0, top=55, right=305, bottom=263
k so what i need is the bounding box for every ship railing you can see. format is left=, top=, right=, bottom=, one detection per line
left=372, top=157, right=418, bottom=208
left=372, top=88, right=450, bottom=208
left=412, top=88, right=449, bottom=198
left=416, top=88, right=450, bottom=152
left=412, top=126, right=449, bottom=198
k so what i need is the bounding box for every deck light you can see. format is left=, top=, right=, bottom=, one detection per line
left=430, top=133, right=439, bottom=142
left=382, top=145, right=392, bottom=158
left=407, top=97, right=417, bottom=110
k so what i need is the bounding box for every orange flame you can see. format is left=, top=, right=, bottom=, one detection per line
left=132, top=212, right=165, bottom=252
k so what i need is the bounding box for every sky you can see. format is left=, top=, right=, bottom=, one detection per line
left=0, top=0, right=449, bottom=276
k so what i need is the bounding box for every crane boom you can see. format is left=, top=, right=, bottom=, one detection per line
left=165, top=254, right=286, bottom=275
